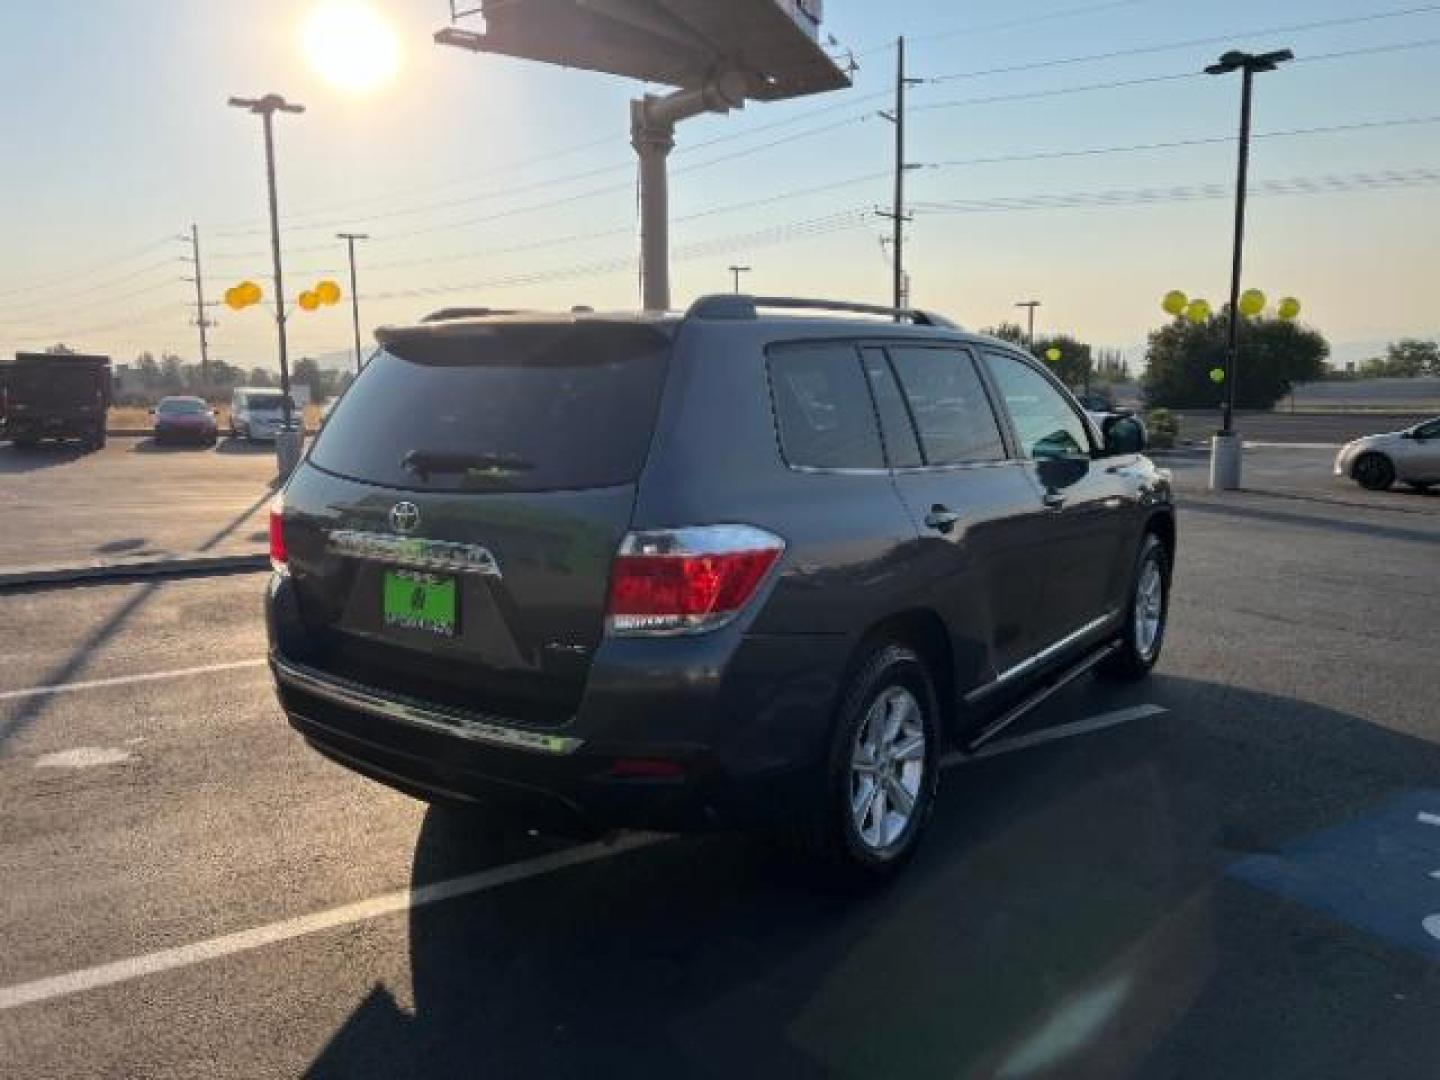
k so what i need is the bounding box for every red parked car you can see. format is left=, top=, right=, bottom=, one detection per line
left=152, top=396, right=218, bottom=446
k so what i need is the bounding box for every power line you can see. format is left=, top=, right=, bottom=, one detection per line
left=0, top=237, right=173, bottom=300
left=924, top=114, right=1440, bottom=170
left=926, top=3, right=1440, bottom=83
left=912, top=167, right=1440, bottom=214
left=915, top=71, right=1205, bottom=114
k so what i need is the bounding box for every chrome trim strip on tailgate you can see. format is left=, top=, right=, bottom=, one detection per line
left=328, top=529, right=503, bottom=576
left=272, top=655, right=582, bottom=755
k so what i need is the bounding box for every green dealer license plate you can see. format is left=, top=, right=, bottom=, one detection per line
left=382, top=569, right=458, bottom=637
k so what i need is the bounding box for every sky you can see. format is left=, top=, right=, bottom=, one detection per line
left=1, top=0, right=1438, bottom=371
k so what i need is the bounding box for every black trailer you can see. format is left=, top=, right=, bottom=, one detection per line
left=0, top=352, right=112, bottom=450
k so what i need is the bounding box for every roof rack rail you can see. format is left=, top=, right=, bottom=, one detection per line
left=686, top=294, right=959, bottom=329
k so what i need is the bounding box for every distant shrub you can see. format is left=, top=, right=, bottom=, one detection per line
left=1146, top=408, right=1179, bottom=449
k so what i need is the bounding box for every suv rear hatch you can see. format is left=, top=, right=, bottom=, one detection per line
left=278, top=317, right=673, bottom=727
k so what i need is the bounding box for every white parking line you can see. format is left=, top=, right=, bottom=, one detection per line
left=942, top=704, right=1168, bottom=767
left=0, top=659, right=267, bottom=703
left=0, top=703, right=1162, bottom=1012
left=1419, top=812, right=1440, bottom=828
left=1242, top=441, right=1342, bottom=451
left=0, top=833, right=662, bottom=1013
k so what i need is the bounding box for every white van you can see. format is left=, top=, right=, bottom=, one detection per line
left=230, top=387, right=298, bottom=442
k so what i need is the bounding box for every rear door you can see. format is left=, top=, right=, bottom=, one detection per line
left=862, top=344, right=1052, bottom=687
left=979, top=349, right=1134, bottom=643
left=280, top=320, right=673, bottom=726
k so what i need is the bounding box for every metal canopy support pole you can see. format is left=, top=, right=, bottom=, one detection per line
left=631, top=73, right=747, bottom=312
left=631, top=101, right=675, bottom=312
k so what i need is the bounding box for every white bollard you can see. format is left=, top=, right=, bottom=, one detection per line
left=1209, top=431, right=1242, bottom=490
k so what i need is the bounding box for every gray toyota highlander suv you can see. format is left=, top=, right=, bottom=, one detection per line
left=266, top=296, right=1175, bottom=880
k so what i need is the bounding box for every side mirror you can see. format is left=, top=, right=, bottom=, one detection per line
left=1103, top=415, right=1147, bottom=456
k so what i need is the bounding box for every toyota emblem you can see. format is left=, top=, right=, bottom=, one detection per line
left=389, top=501, right=421, bottom=534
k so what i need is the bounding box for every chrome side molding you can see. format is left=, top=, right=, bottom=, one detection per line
left=272, top=656, right=582, bottom=755
left=328, top=529, right=502, bottom=576
left=965, top=609, right=1121, bottom=705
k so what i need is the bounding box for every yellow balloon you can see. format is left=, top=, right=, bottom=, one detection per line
left=1045, top=347, right=1062, bottom=362
left=243, top=281, right=263, bottom=306
left=1184, top=299, right=1211, bottom=325
left=224, top=286, right=246, bottom=312
left=315, top=279, right=342, bottom=306
left=1239, top=288, right=1266, bottom=317
left=1162, top=290, right=1188, bottom=316
left=298, top=290, right=320, bottom=312
left=1278, top=296, right=1301, bottom=321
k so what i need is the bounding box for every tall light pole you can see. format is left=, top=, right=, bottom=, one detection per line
left=1015, top=300, right=1041, bottom=349
left=228, top=93, right=304, bottom=477
left=336, top=232, right=369, bottom=375
left=1204, top=48, right=1293, bottom=490
left=729, top=265, right=751, bottom=293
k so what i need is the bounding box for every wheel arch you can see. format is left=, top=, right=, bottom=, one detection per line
left=846, top=608, right=956, bottom=733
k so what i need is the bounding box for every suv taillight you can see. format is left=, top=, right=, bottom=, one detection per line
left=269, top=495, right=288, bottom=572
left=605, top=525, right=785, bottom=636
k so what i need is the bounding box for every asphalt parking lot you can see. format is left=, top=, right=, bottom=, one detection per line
left=2, top=446, right=1438, bottom=1076
left=0, top=436, right=276, bottom=570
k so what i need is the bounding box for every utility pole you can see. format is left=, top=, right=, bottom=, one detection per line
left=229, top=92, right=305, bottom=477
left=1015, top=300, right=1041, bottom=349
left=1203, top=47, right=1293, bottom=490
left=336, top=232, right=369, bottom=375
left=878, top=37, right=922, bottom=316
left=728, top=265, right=751, bottom=293
left=181, top=223, right=213, bottom=376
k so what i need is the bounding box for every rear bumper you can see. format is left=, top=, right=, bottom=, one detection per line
left=267, top=577, right=850, bottom=834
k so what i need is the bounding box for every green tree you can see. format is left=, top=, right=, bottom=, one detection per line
left=247, top=367, right=274, bottom=388
left=159, top=354, right=184, bottom=392
left=1361, top=338, right=1439, bottom=378
left=135, top=351, right=160, bottom=388
left=1143, top=311, right=1328, bottom=409
left=1093, top=348, right=1129, bottom=383
left=1033, top=334, right=1092, bottom=391
left=979, top=322, right=1028, bottom=346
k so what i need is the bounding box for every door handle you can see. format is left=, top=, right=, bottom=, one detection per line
left=1042, top=490, right=1066, bottom=509
left=924, top=505, right=961, bottom=533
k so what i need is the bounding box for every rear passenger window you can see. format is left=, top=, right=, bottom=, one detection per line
left=767, top=344, right=884, bottom=470
left=861, top=349, right=923, bottom=468
left=886, top=346, right=1007, bottom=465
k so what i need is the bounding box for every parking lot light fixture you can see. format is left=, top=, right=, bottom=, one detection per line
left=1204, top=48, right=1293, bottom=491
left=228, top=93, right=305, bottom=478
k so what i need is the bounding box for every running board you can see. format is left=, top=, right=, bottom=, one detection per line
left=964, top=642, right=1120, bottom=752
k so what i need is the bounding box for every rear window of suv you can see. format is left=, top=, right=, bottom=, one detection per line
left=308, top=321, right=671, bottom=492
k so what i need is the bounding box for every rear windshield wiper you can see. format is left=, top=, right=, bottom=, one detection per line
left=401, top=450, right=536, bottom=481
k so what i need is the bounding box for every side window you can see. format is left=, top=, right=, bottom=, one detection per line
left=860, top=348, right=922, bottom=468
left=767, top=343, right=884, bottom=470
left=1416, top=419, right=1440, bottom=440
left=886, top=346, right=1007, bottom=465
left=982, top=351, right=1093, bottom=460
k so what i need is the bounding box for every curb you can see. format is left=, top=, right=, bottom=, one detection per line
left=0, top=552, right=269, bottom=592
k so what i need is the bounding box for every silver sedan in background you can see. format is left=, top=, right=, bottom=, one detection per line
left=1335, top=416, right=1440, bottom=491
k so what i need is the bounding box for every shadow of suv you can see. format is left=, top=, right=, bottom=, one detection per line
left=266, top=296, right=1175, bottom=880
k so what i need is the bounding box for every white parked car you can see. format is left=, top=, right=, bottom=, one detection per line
left=230, top=387, right=299, bottom=443
left=1334, top=416, right=1440, bottom=491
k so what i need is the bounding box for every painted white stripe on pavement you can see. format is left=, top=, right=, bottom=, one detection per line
left=0, top=833, right=662, bottom=1012
left=941, top=704, right=1168, bottom=767
left=0, top=659, right=267, bottom=703
left=1242, top=441, right=1342, bottom=451
left=1418, top=812, right=1440, bottom=828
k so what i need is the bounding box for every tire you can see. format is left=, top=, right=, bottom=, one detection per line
left=1098, top=532, right=1171, bottom=682
left=1353, top=453, right=1395, bottom=491
left=784, top=642, right=941, bottom=885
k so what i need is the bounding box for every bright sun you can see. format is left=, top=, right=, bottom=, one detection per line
left=302, top=1, right=400, bottom=93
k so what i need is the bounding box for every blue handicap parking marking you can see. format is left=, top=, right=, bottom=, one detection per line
left=1229, top=790, right=1440, bottom=960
